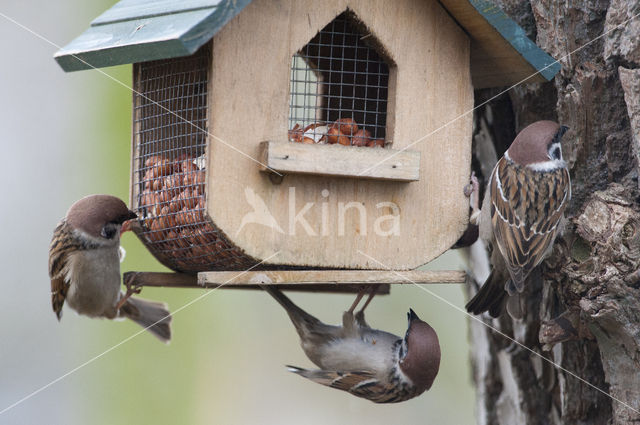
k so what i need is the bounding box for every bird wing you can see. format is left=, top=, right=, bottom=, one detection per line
left=49, top=221, right=83, bottom=320
left=490, top=158, right=570, bottom=293
left=50, top=276, right=67, bottom=321
left=287, top=366, right=400, bottom=403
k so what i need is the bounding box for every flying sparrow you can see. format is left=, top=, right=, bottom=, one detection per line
left=465, top=121, right=571, bottom=318
left=49, top=194, right=172, bottom=342
left=263, top=286, right=441, bottom=403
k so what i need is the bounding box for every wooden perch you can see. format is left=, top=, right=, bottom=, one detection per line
left=123, top=270, right=466, bottom=294
left=259, top=141, right=421, bottom=182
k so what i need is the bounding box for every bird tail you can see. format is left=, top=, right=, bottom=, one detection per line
left=505, top=268, right=541, bottom=319
left=285, top=365, right=336, bottom=385
left=465, top=270, right=507, bottom=318
left=285, top=365, right=382, bottom=401
left=261, top=286, right=322, bottom=337
left=287, top=365, right=311, bottom=376
left=120, top=296, right=172, bottom=343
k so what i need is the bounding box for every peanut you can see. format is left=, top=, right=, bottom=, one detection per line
left=335, top=118, right=358, bottom=136
left=326, top=126, right=341, bottom=144
left=368, top=139, right=385, bottom=148
left=352, top=129, right=372, bottom=147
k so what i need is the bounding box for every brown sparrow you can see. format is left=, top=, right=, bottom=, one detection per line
left=49, top=194, right=172, bottom=342
left=263, top=286, right=441, bottom=403
left=466, top=121, right=571, bottom=318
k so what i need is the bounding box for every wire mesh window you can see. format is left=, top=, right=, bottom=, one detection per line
left=132, top=42, right=255, bottom=272
left=289, top=11, right=390, bottom=148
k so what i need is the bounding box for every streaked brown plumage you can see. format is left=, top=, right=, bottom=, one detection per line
left=50, top=221, right=85, bottom=320
left=466, top=121, right=571, bottom=317
left=264, top=286, right=441, bottom=403
left=49, top=195, right=172, bottom=342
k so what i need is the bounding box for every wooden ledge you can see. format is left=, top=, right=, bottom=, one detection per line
left=124, top=270, right=466, bottom=294
left=199, top=270, right=466, bottom=285
left=259, top=141, right=421, bottom=182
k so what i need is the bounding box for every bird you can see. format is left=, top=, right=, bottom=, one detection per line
left=263, top=286, right=441, bottom=403
left=49, top=194, right=172, bottom=342
left=465, top=121, right=571, bottom=318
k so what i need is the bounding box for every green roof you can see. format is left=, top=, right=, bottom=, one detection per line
left=54, top=0, right=250, bottom=72
left=54, top=0, right=560, bottom=88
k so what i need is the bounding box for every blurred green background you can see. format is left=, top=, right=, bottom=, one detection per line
left=0, top=1, right=474, bottom=424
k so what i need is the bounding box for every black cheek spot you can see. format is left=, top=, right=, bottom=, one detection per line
left=101, top=224, right=118, bottom=239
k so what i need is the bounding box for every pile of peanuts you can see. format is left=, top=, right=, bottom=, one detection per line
left=138, top=155, right=245, bottom=270
left=288, top=118, right=385, bottom=148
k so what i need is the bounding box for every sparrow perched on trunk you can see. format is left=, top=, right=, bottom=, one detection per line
left=465, top=121, right=571, bottom=318
left=263, top=286, right=441, bottom=403
left=49, top=194, right=172, bottom=342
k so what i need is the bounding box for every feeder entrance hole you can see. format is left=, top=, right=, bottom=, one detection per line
left=289, top=11, right=393, bottom=148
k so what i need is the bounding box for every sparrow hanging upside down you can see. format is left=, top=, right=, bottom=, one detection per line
left=263, top=286, right=441, bottom=403
left=49, top=194, right=172, bottom=342
left=466, top=121, right=571, bottom=318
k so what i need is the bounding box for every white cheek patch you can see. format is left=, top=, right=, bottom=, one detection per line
left=119, top=246, right=126, bottom=263
left=526, top=159, right=566, bottom=172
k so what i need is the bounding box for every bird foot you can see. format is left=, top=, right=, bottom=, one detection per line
left=357, top=286, right=377, bottom=315
left=347, top=290, right=366, bottom=314
left=464, top=171, right=479, bottom=198
left=465, top=172, right=482, bottom=225
left=348, top=285, right=377, bottom=314
left=115, top=272, right=143, bottom=311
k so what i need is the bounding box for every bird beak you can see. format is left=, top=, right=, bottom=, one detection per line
left=120, top=220, right=134, bottom=235
left=558, top=125, right=569, bottom=138
left=407, top=308, right=420, bottom=323
left=120, top=210, right=138, bottom=235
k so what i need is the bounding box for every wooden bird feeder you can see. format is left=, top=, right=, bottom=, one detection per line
left=55, top=0, right=559, bottom=293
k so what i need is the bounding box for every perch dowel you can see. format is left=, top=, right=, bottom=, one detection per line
left=123, top=270, right=466, bottom=294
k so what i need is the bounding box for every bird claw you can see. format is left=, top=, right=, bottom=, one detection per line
left=124, top=271, right=143, bottom=293
left=115, top=272, right=143, bottom=311
left=465, top=172, right=482, bottom=224
left=464, top=171, right=479, bottom=197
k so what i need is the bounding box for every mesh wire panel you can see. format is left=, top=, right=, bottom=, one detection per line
left=132, top=42, right=257, bottom=273
left=289, top=11, right=390, bottom=148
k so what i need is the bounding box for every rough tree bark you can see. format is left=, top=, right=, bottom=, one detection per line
left=466, top=1, right=640, bottom=424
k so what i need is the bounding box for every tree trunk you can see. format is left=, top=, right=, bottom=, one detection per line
left=466, top=1, right=640, bottom=424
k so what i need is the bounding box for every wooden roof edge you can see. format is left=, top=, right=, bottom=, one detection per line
left=54, top=0, right=560, bottom=87
left=54, top=0, right=250, bottom=72
left=439, top=0, right=561, bottom=86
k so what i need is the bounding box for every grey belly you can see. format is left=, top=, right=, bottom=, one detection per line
left=65, top=248, right=121, bottom=318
